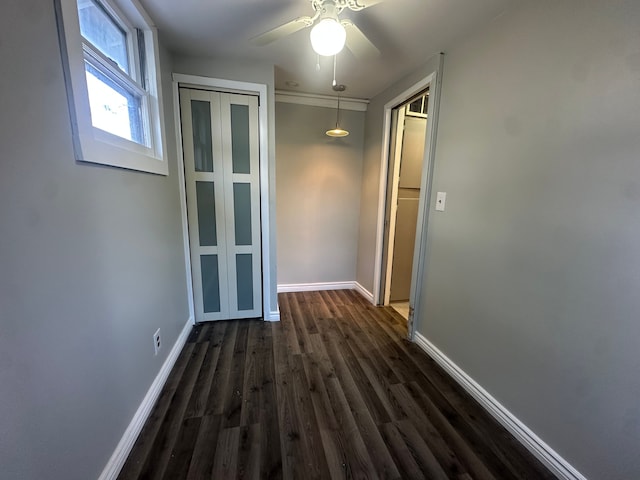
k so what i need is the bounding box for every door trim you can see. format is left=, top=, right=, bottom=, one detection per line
left=372, top=54, right=444, bottom=339
left=383, top=107, right=406, bottom=305
left=172, top=73, right=275, bottom=323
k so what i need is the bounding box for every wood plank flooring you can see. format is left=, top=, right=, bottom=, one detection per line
left=118, top=290, right=555, bottom=479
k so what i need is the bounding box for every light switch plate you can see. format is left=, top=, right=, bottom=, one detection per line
left=435, top=192, right=446, bottom=211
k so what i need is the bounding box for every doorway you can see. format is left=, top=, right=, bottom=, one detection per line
left=179, top=87, right=262, bottom=323
left=383, top=90, right=429, bottom=319
left=372, top=59, right=443, bottom=340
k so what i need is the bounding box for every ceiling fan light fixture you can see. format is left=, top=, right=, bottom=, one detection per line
left=310, top=18, right=346, bottom=56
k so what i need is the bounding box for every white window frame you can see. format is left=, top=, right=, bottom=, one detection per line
left=55, top=0, right=167, bottom=175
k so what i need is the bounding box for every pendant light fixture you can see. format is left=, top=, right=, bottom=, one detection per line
left=310, top=2, right=346, bottom=57
left=326, top=84, right=349, bottom=137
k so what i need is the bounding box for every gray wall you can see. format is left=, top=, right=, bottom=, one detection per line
left=0, top=1, right=190, bottom=478
left=416, top=0, right=640, bottom=478
left=172, top=55, right=279, bottom=314
left=356, top=56, right=441, bottom=294
left=275, top=102, right=365, bottom=285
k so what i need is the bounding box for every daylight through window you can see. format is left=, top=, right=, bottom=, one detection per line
left=77, top=0, right=148, bottom=146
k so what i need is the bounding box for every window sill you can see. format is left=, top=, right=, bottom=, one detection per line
left=74, top=128, right=168, bottom=175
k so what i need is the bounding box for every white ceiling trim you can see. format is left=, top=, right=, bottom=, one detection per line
left=275, top=90, right=369, bottom=111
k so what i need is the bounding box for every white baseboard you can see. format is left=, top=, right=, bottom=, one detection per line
left=98, top=318, right=193, bottom=480
left=413, top=333, right=586, bottom=480
left=277, top=281, right=355, bottom=293
left=276, top=281, right=375, bottom=305
left=266, top=309, right=280, bottom=322
left=353, top=282, right=375, bottom=304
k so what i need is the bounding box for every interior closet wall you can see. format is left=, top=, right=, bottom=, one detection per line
left=389, top=115, right=426, bottom=301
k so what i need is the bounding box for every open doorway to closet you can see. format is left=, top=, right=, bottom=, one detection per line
left=382, top=90, right=429, bottom=320
left=381, top=89, right=429, bottom=320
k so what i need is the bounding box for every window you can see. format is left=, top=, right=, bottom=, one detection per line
left=56, top=0, right=167, bottom=175
left=405, top=89, right=429, bottom=118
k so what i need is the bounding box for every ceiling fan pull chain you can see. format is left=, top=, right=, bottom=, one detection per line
left=316, top=54, right=321, bottom=72
left=333, top=54, right=337, bottom=86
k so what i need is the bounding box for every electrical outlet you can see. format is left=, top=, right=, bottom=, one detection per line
left=153, top=329, right=161, bottom=355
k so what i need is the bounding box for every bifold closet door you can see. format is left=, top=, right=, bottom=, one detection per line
left=180, top=88, right=262, bottom=322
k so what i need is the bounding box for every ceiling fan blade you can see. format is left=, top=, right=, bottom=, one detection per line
left=342, top=19, right=380, bottom=59
left=250, top=16, right=313, bottom=46
left=345, top=0, right=386, bottom=11
left=362, top=0, right=386, bottom=6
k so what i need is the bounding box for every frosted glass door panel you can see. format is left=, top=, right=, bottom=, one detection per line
left=233, top=183, right=252, bottom=246
left=191, top=100, right=213, bottom=172
left=201, top=255, right=221, bottom=313
left=236, top=254, right=254, bottom=311
left=231, top=104, right=250, bottom=174
left=196, top=182, right=217, bottom=246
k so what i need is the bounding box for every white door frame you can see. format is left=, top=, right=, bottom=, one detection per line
left=172, top=73, right=275, bottom=323
left=372, top=56, right=443, bottom=339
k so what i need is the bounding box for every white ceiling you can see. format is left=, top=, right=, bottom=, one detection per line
left=139, top=0, right=514, bottom=99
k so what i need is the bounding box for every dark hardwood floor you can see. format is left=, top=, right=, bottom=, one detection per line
left=118, top=290, right=555, bottom=479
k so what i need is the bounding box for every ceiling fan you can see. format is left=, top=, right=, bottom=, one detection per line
left=251, top=0, right=384, bottom=59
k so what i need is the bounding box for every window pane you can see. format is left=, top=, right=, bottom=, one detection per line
left=77, top=0, right=129, bottom=73
left=85, top=62, right=145, bottom=144
left=409, top=98, right=422, bottom=113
